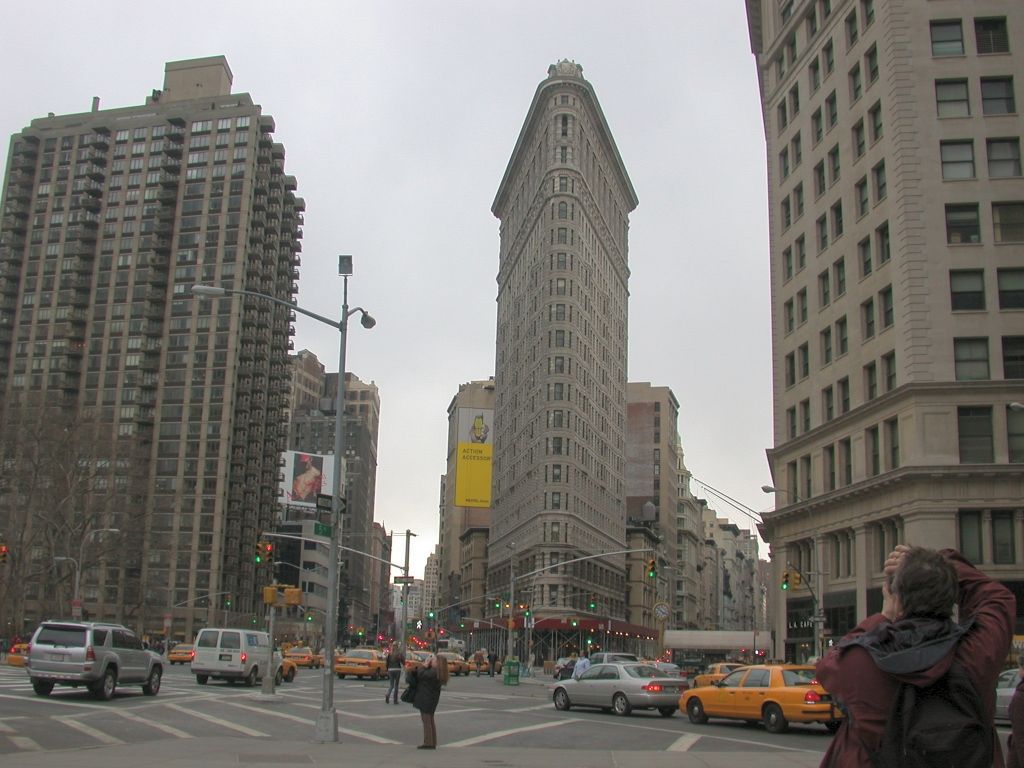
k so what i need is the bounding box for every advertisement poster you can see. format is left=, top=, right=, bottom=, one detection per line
left=454, top=408, right=493, bottom=508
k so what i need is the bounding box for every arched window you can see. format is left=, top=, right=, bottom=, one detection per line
left=558, top=201, right=568, bottom=219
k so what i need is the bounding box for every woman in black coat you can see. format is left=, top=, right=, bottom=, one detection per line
left=407, top=654, right=449, bottom=749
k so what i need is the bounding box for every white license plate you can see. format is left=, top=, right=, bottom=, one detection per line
left=48, top=653, right=65, bottom=662
left=219, top=653, right=232, bottom=661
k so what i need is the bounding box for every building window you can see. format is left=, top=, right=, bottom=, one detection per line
left=801, top=454, right=812, bottom=499
left=993, top=203, right=1024, bottom=243
left=781, top=197, right=792, bottom=229
left=817, top=215, right=829, bottom=252
left=785, top=352, right=796, bottom=387
left=950, top=270, right=985, bottom=310
left=824, top=445, right=836, bottom=490
left=839, top=377, right=850, bottom=414
left=863, top=297, right=875, bottom=339
left=826, top=91, right=838, bottom=127
left=869, top=101, right=883, bottom=142
left=823, top=385, right=835, bottom=421
left=845, top=10, right=859, bottom=47
left=784, top=299, right=795, bottom=333
left=867, top=425, right=881, bottom=476
left=839, top=437, right=853, bottom=485
left=865, top=361, right=878, bottom=399
left=834, top=257, right=847, bottom=296
left=941, top=140, right=975, bottom=179
left=849, top=64, right=863, bottom=102
left=812, top=109, right=824, bottom=144
left=959, top=511, right=983, bottom=564
left=822, top=326, right=833, bottom=364
left=981, top=77, right=1015, bottom=115
left=998, top=269, right=1024, bottom=308
left=992, top=511, right=1015, bottom=564
left=879, top=285, right=893, bottom=328
left=780, top=147, right=790, bottom=178
left=958, top=406, right=994, bottom=463
left=790, top=85, right=801, bottom=117
left=872, top=161, right=887, bottom=200
left=882, top=351, right=896, bottom=391
left=1003, top=336, right=1024, bottom=378
left=794, top=183, right=804, bottom=217
left=796, top=235, right=807, bottom=270
left=787, top=407, right=797, bottom=439
left=809, top=59, right=822, bottom=92
left=783, top=247, right=794, bottom=280
left=988, top=138, right=1022, bottom=178
left=853, top=120, right=866, bottom=159
left=876, top=222, right=891, bottom=263
left=837, top=316, right=849, bottom=355
left=831, top=201, right=844, bottom=239
left=936, top=79, right=970, bottom=117
left=828, top=145, right=841, bottom=183
left=885, top=417, right=900, bottom=468
left=859, top=236, right=872, bottom=275
left=856, top=179, right=869, bottom=218
left=800, top=399, right=811, bottom=432
left=799, top=342, right=810, bottom=378
left=1009, top=405, right=1024, bottom=463
left=798, top=288, right=808, bottom=324
left=814, top=160, right=826, bottom=196
left=931, top=20, right=964, bottom=56
left=946, top=204, right=981, bottom=244
left=819, top=270, right=831, bottom=307
left=975, top=17, right=1010, bottom=55
left=954, top=337, right=990, bottom=380
left=865, top=45, right=879, bottom=83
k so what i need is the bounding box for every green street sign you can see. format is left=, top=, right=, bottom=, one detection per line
left=314, top=522, right=332, bottom=537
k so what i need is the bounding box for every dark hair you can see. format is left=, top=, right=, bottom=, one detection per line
left=891, top=547, right=958, bottom=619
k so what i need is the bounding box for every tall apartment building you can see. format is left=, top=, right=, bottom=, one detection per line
left=438, top=379, right=495, bottom=622
left=0, top=56, right=302, bottom=640
left=746, top=1, right=1024, bottom=660
left=489, top=60, right=638, bottom=624
left=289, top=348, right=325, bottom=415
left=675, top=453, right=705, bottom=628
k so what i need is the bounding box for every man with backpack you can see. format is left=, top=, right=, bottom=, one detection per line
left=816, top=544, right=1014, bottom=768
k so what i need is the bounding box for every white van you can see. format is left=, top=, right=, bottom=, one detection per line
left=191, top=628, right=282, bottom=686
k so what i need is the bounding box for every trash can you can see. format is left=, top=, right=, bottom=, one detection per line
left=503, top=658, right=520, bottom=686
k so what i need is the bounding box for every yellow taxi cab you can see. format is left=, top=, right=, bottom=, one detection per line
left=692, top=662, right=745, bottom=688
left=284, top=646, right=322, bottom=668
left=6, top=643, right=29, bottom=667
left=438, top=651, right=469, bottom=676
left=404, top=649, right=431, bottom=673
left=167, top=643, right=195, bottom=665
left=334, top=648, right=387, bottom=679
left=278, top=656, right=298, bottom=683
left=681, top=664, right=842, bottom=734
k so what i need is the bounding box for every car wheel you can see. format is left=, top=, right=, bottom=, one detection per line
left=337, top=673, right=344, bottom=679
left=196, top=674, right=208, bottom=685
left=245, top=667, right=257, bottom=687
left=763, top=703, right=789, bottom=734
left=825, top=720, right=841, bottom=734
left=553, top=688, right=572, bottom=711
left=93, top=668, right=117, bottom=701
left=31, top=679, right=54, bottom=697
left=286, top=667, right=296, bottom=683
left=658, top=706, right=676, bottom=718
left=613, top=693, right=632, bottom=716
left=143, top=667, right=162, bottom=696
left=687, top=697, right=708, bottom=724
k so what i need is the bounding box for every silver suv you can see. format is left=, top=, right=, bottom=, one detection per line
left=27, top=621, right=163, bottom=700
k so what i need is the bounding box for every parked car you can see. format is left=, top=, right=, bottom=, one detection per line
left=681, top=664, right=843, bottom=734
left=192, top=627, right=287, bottom=686
left=335, top=648, right=387, bottom=679
left=438, top=651, right=469, bottom=675
left=552, top=662, right=686, bottom=717
left=284, top=646, right=321, bottom=668
left=996, top=667, right=1021, bottom=721
left=692, top=662, right=745, bottom=689
left=553, top=656, right=576, bottom=680
left=167, top=643, right=195, bottom=665
left=26, top=621, right=163, bottom=700
left=7, top=643, right=29, bottom=667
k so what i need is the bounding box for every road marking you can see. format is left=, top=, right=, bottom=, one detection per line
left=56, top=715, right=125, bottom=745
left=0, top=717, right=25, bottom=731
left=222, top=700, right=401, bottom=744
left=507, top=703, right=556, bottom=713
left=165, top=703, right=268, bottom=737
left=668, top=733, right=700, bottom=751
left=0, top=693, right=116, bottom=710
left=10, top=735, right=42, bottom=751
left=445, top=717, right=582, bottom=747
left=111, top=708, right=193, bottom=738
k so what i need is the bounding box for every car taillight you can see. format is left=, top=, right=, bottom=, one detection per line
left=241, top=652, right=247, bottom=663
left=804, top=690, right=822, bottom=704
left=85, top=646, right=95, bottom=661
left=642, top=683, right=664, bottom=692
left=189, top=650, right=195, bottom=660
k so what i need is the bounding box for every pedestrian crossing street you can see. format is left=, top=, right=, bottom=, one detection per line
left=0, top=666, right=524, bottom=754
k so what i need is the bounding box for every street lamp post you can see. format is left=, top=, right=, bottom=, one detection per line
left=54, top=527, right=120, bottom=619
left=192, top=254, right=374, bottom=744
left=506, top=542, right=516, bottom=663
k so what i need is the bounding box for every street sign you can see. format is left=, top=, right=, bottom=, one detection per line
left=316, top=493, right=333, bottom=511
left=71, top=598, right=82, bottom=620
left=314, top=522, right=332, bottom=538
left=393, top=575, right=415, bottom=585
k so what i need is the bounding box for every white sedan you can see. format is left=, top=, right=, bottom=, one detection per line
left=551, top=662, right=686, bottom=717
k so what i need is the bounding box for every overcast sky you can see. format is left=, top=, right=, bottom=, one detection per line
left=1, top=1, right=774, bottom=577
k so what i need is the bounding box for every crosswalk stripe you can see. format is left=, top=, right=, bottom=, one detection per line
left=222, top=700, right=401, bottom=744
left=55, top=715, right=124, bottom=745
left=668, top=733, right=700, bottom=751
left=111, top=708, right=193, bottom=738
left=165, top=703, right=268, bottom=737
left=10, top=735, right=42, bottom=751
left=446, top=717, right=582, bottom=748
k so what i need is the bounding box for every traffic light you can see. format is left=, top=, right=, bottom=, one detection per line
left=646, top=559, right=657, bottom=579
left=224, top=593, right=232, bottom=608
left=255, top=541, right=273, bottom=564
left=781, top=571, right=791, bottom=591
left=0, top=544, right=8, bottom=564
left=588, top=595, right=597, bottom=610
left=306, top=613, right=313, bottom=622
left=523, top=605, right=531, bottom=617
left=427, top=610, right=435, bottom=619
left=494, top=599, right=501, bottom=609
left=255, top=541, right=265, bottom=564
left=791, top=570, right=802, bottom=587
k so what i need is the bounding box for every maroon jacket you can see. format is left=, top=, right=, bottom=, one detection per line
left=815, top=549, right=1015, bottom=768
left=1009, top=679, right=1024, bottom=768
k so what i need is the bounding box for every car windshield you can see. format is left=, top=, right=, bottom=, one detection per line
left=36, top=625, right=87, bottom=647
left=623, top=664, right=665, bottom=678
left=349, top=650, right=371, bottom=659
left=782, top=667, right=817, bottom=686
left=290, top=647, right=311, bottom=654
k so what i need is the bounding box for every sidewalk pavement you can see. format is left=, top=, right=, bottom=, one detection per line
left=10, top=738, right=826, bottom=768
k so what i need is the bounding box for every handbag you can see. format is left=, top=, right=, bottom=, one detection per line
left=400, top=685, right=415, bottom=703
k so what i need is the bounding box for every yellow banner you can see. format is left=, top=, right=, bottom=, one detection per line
left=455, top=442, right=493, bottom=507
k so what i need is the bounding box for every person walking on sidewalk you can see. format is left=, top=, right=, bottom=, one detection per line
left=487, top=650, right=498, bottom=677
left=409, top=653, right=449, bottom=749
left=474, top=648, right=484, bottom=677
left=385, top=643, right=405, bottom=704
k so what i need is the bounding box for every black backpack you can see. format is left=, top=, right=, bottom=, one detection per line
left=869, top=661, right=993, bottom=768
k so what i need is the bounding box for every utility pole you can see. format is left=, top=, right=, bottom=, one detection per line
left=261, top=598, right=276, bottom=695
left=396, top=529, right=415, bottom=652
left=506, top=542, right=516, bottom=662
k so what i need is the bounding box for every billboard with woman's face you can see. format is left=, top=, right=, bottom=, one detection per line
left=278, top=451, right=336, bottom=508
